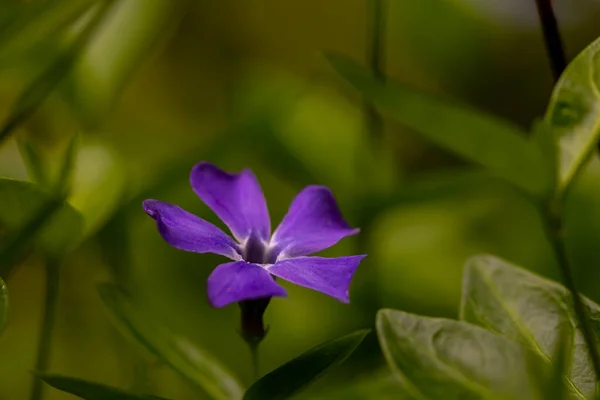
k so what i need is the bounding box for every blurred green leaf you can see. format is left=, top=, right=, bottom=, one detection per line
left=97, top=284, right=243, bottom=400
left=0, top=277, right=7, bottom=333
left=0, top=0, right=112, bottom=145
left=460, top=254, right=597, bottom=399
left=0, top=0, right=99, bottom=60
left=531, top=120, right=558, bottom=197
left=37, top=373, right=169, bottom=400
left=55, top=133, right=79, bottom=194
left=541, top=36, right=600, bottom=195
left=377, top=308, right=534, bottom=400
left=357, top=169, right=495, bottom=225
left=16, top=137, right=49, bottom=187
left=68, top=139, right=126, bottom=238
left=244, top=329, right=370, bottom=400
left=327, top=53, right=548, bottom=197
left=232, top=70, right=320, bottom=187
left=66, top=0, right=189, bottom=125
left=239, top=115, right=317, bottom=187
left=0, top=178, right=82, bottom=263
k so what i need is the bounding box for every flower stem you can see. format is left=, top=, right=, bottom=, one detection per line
left=534, top=0, right=567, bottom=82
left=239, top=299, right=269, bottom=382
left=29, top=258, right=60, bottom=400
left=541, top=203, right=600, bottom=382
left=249, top=342, right=260, bottom=382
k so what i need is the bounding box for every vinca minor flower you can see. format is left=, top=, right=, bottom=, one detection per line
left=143, top=162, right=365, bottom=309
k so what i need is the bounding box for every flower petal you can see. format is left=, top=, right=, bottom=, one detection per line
left=190, top=162, right=271, bottom=242
left=267, top=255, right=366, bottom=303
left=143, top=199, right=241, bottom=260
left=271, top=186, right=359, bottom=258
left=207, top=261, right=287, bottom=307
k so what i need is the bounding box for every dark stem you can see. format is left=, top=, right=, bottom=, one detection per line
left=365, top=0, right=386, bottom=141
left=542, top=206, right=600, bottom=381
left=239, top=298, right=270, bottom=382
left=29, top=258, right=60, bottom=400
left=534, top=0, right=567, bottom=82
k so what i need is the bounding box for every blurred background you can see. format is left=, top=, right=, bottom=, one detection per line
left=2, top=0, right=600, bottom=398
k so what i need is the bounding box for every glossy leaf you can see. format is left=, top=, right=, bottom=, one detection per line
left=0, top=178, right=82, bottom=260
left=0, top=277, right=7, bottom=333
left=377, top=308, right=534, bottom=400
left=541, top=36, right=600, bottom=194
left=97, top=284, right=243, bottom=400
left=540, top=324, right=573, bottom=400
left=38, top=373, right=169, bottom=400
left=244, top=329, right=369, bottom=400
left=327, top=53, right=548, bottom=197
left=460, top=254, right=598, bottom=399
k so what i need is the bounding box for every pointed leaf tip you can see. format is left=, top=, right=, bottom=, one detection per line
left=37, top=373, right=171, bottom=399
left=243, top=329, right=370, bottom=400
left=542, top=35, right=600, bottom=195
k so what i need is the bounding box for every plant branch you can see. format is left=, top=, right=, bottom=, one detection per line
left=534, top=1, right=600, bottom=374
left=29, top=258, right=61, bottom=400
left=541, top=205, right=600, bottom=381
left=534, top=0, right=567, bottom=82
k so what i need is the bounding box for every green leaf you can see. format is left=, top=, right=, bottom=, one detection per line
left=238, top=115, right=317, bottom=187
left=37, top=373, right=169, bottom=400
left=66, top=0, right=188, bottom=125
left=525, top=322, right=574, bottom=400
left=327, top=53, right=548, bottom=197
left=542, top=36, right=600, bottom=195
left=0, top=0, right=112, bottom=145
left=0, top=178, right=82, bottom=262
left=68, top=139, right=126, bottom=238
left=244, top=329, right=370, bottom=400
left=54, top=134, right=79, bottom=195
left=377, top=308, right=534, bottom=400
left=298, top=371, right=409, bottom=400
left=97, top=284, right=243, bottom=400
left=0, top=277, right=7, bottom=333
left=0, top=0, right=99, bottom=59
left=460, top=254, right=598, bottom=399
left=16, top=137, right=49, bottom=187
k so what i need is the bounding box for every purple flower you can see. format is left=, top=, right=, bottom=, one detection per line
left=143, top=162, right=365, bottom=308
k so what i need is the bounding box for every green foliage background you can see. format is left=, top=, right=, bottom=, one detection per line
left=2, top=0, right=600, bottom=399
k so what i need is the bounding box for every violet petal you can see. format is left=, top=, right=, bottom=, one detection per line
left=207, top=261, right=287, bottom=307
left=267, top=255, right=366, bottom=303
left=190, top=162, right=271, bottom=242
left=271, top=186, right=359, bottom=258
left=143, top=199, right=241, bottom=260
